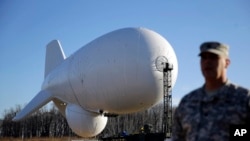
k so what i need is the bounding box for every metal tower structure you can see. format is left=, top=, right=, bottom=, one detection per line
left=162, top=63, right=173, bottom=138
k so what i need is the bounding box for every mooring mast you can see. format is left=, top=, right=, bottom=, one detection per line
left=155, top=56, right=173, bottom=138
left=162, top=63, right=173, bottom=138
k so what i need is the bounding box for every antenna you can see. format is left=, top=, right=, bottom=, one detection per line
left=155, top=56, right=168, bottom=72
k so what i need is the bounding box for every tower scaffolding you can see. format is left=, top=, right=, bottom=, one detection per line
left=162, top=63, right=173, bottom=138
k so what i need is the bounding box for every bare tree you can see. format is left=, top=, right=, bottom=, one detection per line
left=1, top=103, right=177, bottom=138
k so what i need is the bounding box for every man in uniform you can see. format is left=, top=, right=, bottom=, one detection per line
left=172, top=41, right=250, bottom=141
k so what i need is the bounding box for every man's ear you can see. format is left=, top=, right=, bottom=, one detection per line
left=225, top=58, right=230, bottom=68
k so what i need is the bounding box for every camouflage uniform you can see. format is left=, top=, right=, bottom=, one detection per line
left=172, top=81, right=250, bottom=141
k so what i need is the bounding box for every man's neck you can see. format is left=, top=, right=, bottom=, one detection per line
left=205, top=78, right=227, bottom=92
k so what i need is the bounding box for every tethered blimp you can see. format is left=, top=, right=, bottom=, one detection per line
left=13, top=27, right=178, bottom=137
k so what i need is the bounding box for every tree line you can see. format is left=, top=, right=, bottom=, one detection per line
left=0, top=105, right=74, bottom=138
left=0, top=103, right=175, bottom=139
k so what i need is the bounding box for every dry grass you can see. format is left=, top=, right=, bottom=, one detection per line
left=0, top=137, right=99, bottom=141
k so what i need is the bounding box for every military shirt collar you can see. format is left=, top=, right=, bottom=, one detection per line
left=201, top=80, right=231, bottom=102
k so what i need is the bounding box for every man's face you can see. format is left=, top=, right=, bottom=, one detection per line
left=200, top=52, right=229, bottom=80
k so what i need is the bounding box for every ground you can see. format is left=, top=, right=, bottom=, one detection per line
left=0, top=137, right=98, bottom=141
